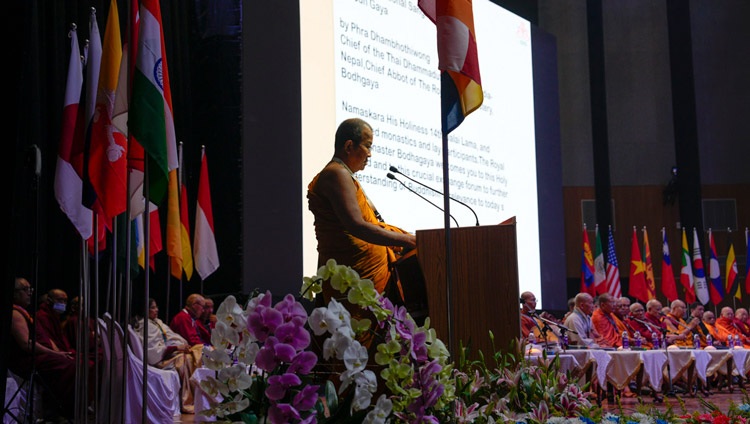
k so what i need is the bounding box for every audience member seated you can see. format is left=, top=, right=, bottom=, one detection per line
left=735, top=308, right=750, bottom=337
left=35, top=289, right=73, bottom=354
left=564, top=293, right=599, bottom=348
left=63, top=296, right=100, bottom=359
left=664, top=300, right=700, bottom=348
left=135, top=298, right=204, bottom=414
left=562, top=297, right=576, bottom=323
left=628, top=303, right=654, bottom=348
left=170, top=293, right=212, bottom=346
left=519, top=291, right=561, bottom=345
left=738, top=308, right=750, bottom=326
left=614, top=297, right=634, bottom=337
left=198, top=297, right=216, bottom=343
left=591, top=293, right=623, bottom=348
left=687, top=302, right=709, bottom=347
left=715, top=307, right=750, bottom=348
left=701, top=311, right=725, bottom=347
left=644, top=299, right=678, bottom=345
left=9, top=277, right=76, bottom=420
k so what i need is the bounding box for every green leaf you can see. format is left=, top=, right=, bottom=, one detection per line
left=324, top=380, right=339, bottom=415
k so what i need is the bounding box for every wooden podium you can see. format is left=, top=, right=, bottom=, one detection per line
left=400, top=221, right=520, bottom=359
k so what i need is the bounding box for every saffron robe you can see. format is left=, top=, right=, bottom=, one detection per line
left=592, top=308, right=624, bottom=348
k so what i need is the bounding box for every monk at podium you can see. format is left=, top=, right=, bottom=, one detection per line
left=307, top=118, right=416, bottom=344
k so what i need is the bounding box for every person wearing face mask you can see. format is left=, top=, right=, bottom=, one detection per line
left=35, top=288, right=74, bottom=354
left=9, top=278, right=77, bottom=420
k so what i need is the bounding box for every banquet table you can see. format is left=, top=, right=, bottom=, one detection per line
left=526, top=346, right=742, bottom=396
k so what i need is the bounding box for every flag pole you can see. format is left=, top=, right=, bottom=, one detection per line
left=440, top=131, right=454, bottom=357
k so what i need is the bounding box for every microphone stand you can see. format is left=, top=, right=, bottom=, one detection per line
left=389, top=166, right=480, bottom=226
left=659, top=325, right=676, bottom=398
left=535, top=314, right=578, bottom=335
left=387, top=173, right=459, bottom=227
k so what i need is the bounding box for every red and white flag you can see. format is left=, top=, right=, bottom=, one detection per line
left=194, top=148, right=219, bottom=279
left=54, top=25, right=93, bottom=240
left=87, top=0, right=127, bottom=226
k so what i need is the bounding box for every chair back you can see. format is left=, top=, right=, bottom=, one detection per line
left=127, top=325, right=145, bottom=362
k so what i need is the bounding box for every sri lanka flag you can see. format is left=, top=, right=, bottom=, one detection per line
left=419, top=0, right=483, bottom=134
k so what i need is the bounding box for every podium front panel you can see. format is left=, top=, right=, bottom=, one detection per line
left=416, top=223, right=520, bottom=359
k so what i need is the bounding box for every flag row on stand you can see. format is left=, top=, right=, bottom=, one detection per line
left=580, top=225, right=749, bottom=306
left=54, top=0, right=219, bottom=282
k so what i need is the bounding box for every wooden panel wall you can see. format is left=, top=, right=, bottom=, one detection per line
left=563, top=184, right=750, bottom=308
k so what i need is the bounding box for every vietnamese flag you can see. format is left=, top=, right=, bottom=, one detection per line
left=628, top=226, right=649, bottom=303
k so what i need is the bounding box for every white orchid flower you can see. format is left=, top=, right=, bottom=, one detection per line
left=343, top=340, right=368, bottom=373
left=203, top=346, right=233, bottom=371
left=308, top=306, right=342, bottom=336
left=235, top=341, right=260, bottom=366
left=216, top=295, right=244, bottom=329
left=363, top=394, right=393, bottom=424
left=218, top=364, right=254, bottom=393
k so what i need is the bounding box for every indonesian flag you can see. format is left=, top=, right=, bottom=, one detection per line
left=54, top=25, right=93, bottom=240
left=680, top=227, right=695, bottom=304
left=194, top=148, right=219, bottom=279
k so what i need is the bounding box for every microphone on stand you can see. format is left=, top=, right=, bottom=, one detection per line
left=631, top=316, right=659, bottom=334
left=389, top=165, right=480, bottom=226
left=387, top=173, right=459, bottom=228
left=532, top=312, right=578, bottom=335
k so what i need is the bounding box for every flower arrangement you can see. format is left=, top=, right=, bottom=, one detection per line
left=196, top=259, right=750, bottom=424
left=198, top=258, right=454, bottom=423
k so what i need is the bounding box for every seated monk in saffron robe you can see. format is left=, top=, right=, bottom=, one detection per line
left=701, top=310, right=725, bottom=347
left=664, top=300, right=700, bottom=348
left=591, top=294, right=624, bottom=348
left=307, top=118, right=416, bottom=349
left=716, top=307, right=750, bottom=348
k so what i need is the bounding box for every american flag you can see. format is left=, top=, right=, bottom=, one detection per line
left=606, top=227, right=622, bottom=297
